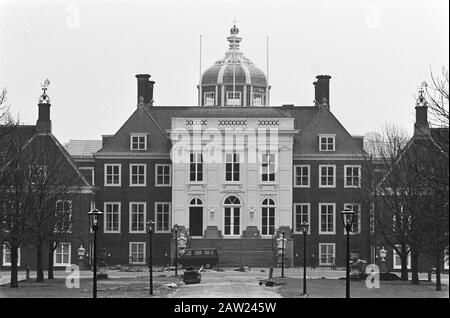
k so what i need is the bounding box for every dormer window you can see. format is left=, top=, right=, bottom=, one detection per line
left=204, top=92, right=215, bottom=106
left=130, top=134, right=147, bottom=150
left=319, top=134, right=335, bottom=151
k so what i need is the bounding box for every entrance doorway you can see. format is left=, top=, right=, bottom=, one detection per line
left=189, top=198, right=203, bottom=237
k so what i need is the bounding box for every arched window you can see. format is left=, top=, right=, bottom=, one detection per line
left=224, top=196, right=240, bottom=205
left=262, top=198, right=275, bottom=235
left=224, top=196, right=241, bottom=236
left=189, top=198, right=203, bottom=206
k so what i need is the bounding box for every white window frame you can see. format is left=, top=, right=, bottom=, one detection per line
left=129, top=164, right=147, bottom=187
left=319, top=243, right=336, bottom=266
left=393, top=245, right=411, bottom=270
left=104, top=164, right=121, bottom=187
left=204, top=92, right=215, bottom=106
left=294, top=165, right=310, bottom=188
left=189, top=153, right=203, bottom=182
left=252, top=92, right=264, bottom=106
left=344, top=203, right=361, bottom=234
left=155, top=202, right=171, bottom=233
left=130, top=134, right=147, bottom=151
left=344, top=165, right=361, bottom=188
left=319, top=165, right=336, bottom=188
left=261, top=152, right=276, bottom=182
left=79, top=167, right=95, bottom=186
left=225, top=153, right=240, bottom=182
left=319, top=134, right=335, bottom=152
left=155, top=164, right=171, bottom=187
left=294, top=203, right=311, bottom=234
left=104, top=202, right=121, bottom=233
left=226, top=91, right=241, bottom=106
left=2, top=245, right=20, bottom=267
left=53, top=242, right=71, bottom=266
left=129, top=202, right=147, bottom=234
left=129, top=242, right=146, bottom=265
left=319, top=203, right=336, bottom=235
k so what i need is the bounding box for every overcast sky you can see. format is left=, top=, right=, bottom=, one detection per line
left=0, top=0, right=448, bottom=143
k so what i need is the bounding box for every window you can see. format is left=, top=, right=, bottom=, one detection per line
left=344, top=165, right=361, bottom=188
left=294, top=165, right=310, bottom=187
left=224, top=196, right=241, bottom=236
left=319, top=243, right=335, bottom=266
left=129, top=242, right=146, bottom=264
left=319, top=135, right=335, bottom=151
left=54, top=243, right=71, bottom=266
left=190, top=153, right=203, bottom=182
left=344, top=203, right=361, bottom=234
left=79, top=167, right=95, bottom=185
left=225, top=153, right=240, bottom=182
left=393, top=245, right=411, bottom=269
left=319, top=165, right=335, bottom=188
left=294, top=203, right=310, bottom=234
left=129, top=202, right=146, bottom=233
left=55, top=200, right=72, bottom=233
left=104, top=202, right=121, bottom=233
left=155, top=202, right=171, bottom=233
left=253, top=93, right=264, bottom=106
left=130, top=164, right=146, bottom=186
left=155, top=164, right=171, bottom=186
left=319, top=203, right=335, bottom=234
left=204, top=92, right=215, bottom=106
left=261, top=153, right=276, bottom=182
left=130, top=134, right=147, bottom=150
left=2, top=245, right=20, bottom=267
left=261, top=198, right=275, bottom=236
left=226, top=91, right=241, bottom=106
left=104, top=164, right=121, bottom=186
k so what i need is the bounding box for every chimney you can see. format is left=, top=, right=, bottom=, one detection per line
left=135, top=74, right=155, bottom=106
left=36, top=79, right=52, bottom=134
left=313, top=75, right=331, bottom=108
left=36, top=103, right=51, bottom=133
left=414, top=85, right=429, bottom=138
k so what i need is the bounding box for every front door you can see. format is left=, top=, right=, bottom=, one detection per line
left=189, top=207, right=203, bottom=236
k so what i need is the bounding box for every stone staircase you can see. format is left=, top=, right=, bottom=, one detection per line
left=188, top=238, right=277, bottom=268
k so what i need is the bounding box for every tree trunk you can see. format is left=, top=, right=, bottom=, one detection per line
left=10, top=246, right=19, bottom=288
left=400, top=254, right=408, bottom=281
left=47, top=243, right=54, bottom=280
left=411, top=251, right=419, bottom=285
left=36, top=243, right=44, bottom=282
left=435, top=253, right=442, bottom=291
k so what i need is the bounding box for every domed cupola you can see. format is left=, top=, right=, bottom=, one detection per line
left=198, top=25, right=270, bottom=107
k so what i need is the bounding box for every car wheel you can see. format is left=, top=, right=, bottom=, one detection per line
left=178, top=263, right=183, bottom=269
left=205, top=263, right=211, bottom=269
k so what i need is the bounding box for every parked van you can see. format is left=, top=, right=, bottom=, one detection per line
left=179, top=248, right=218, bottom=269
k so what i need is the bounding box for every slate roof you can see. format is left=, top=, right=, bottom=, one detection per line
left=65, top=140, right=102, bottom=157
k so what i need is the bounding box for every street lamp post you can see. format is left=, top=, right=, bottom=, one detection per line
left=88, top=208, right=103, bottom=299
left=173, top=224, right=179, bottom=277
left=299, top=222, right=309, bottom=297
left=341, top=208, right=355, bottom=299
left=146, top=220, right=155, bottom=295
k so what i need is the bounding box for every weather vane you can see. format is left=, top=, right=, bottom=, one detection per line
left=39, top=78, right=51, bottom=104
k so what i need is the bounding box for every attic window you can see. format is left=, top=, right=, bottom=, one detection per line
left=130, top=134, right=147, bottom=150
left=319, top=134, right=335, bottom=152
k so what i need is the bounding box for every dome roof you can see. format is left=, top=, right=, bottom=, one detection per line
left=200, top=25, right=267, bottom=87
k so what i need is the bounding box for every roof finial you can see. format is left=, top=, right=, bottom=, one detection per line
left=416, top=81, right=428, bottom=107
left=228, top=20, right=241, bottom=51
left=38, top=78, right=51, bottom=104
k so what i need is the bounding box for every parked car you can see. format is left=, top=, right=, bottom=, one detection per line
left=179, top=248, right=218, bottom=269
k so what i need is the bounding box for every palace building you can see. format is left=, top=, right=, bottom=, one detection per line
left=65, top=25, right=370, bottom=268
